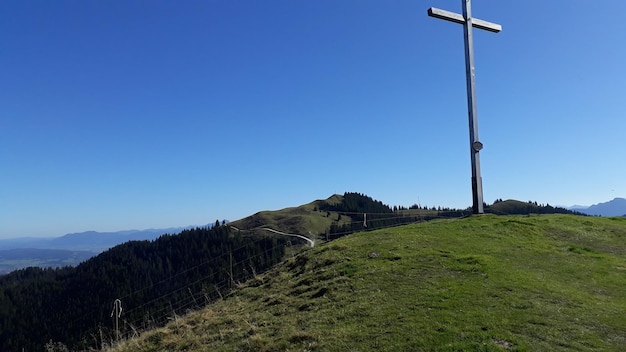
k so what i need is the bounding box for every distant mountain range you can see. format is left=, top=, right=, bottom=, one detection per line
left=569, top=198, right=626, bottom=217
left=0, top=227, right=197, bottom=252
left=0, top=248, right=95, bottom=275
left=0, top=226, right=210, bottom=274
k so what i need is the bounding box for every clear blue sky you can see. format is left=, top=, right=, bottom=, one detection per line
left=2, top=0, right=625, bottom=238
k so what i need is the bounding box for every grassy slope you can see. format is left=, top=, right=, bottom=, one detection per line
left=229, top=194, right=438, bottom=243
left=229, top=194, right=352, bottom=241
left=111, top=214, right=626, bottom=351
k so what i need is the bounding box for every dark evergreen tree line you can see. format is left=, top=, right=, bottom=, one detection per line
left=324, top=195, right=585, bottom=240
left=0, top=223, right=287, bottom=351
left=323, top=193, right=453, bottom=239
left=484, top=200, right=586, bottom=216
left=318, top=192, right=393, bottom=214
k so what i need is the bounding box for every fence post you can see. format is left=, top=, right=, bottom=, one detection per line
left=110, top=299, right=122, bottom=342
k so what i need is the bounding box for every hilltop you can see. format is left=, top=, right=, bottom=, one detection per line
left=486, top=199, right=585, bottom=216
left=228, top=192, right=442, bottom=243
left=111, top=214, right=626, bottom=351
left=227, top=194, right=346, bottom=240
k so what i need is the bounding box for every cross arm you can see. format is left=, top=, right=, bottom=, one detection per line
left=428, top=7, right=502, bottom=33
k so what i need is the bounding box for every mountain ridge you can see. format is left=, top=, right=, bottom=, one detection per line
left=0, top=226, right=212, bottom=275
left=0, top=226, right=208, bottom=252
left=569, top=197, right=626, bottom=216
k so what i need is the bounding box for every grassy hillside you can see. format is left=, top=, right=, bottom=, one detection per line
left=110, top=214, right=626, bottom=351
left=228, top=195, right=350, bottom=241
left=229, top=193, right=442, bottom=244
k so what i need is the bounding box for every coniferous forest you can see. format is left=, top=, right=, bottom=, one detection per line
left=0, top=223, right=286, bottom=351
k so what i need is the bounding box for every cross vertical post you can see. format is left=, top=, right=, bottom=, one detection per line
left=427, top=0, right=501, bottom=214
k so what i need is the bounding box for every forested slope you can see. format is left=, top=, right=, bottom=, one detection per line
left=0, top=223, right=286, bottom=351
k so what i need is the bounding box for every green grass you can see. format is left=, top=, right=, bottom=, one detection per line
left=110, top=214, right=626, bottom=351
left=229, top=195, right=356, bottom=241
left=229, top=194, right=440, bottom=244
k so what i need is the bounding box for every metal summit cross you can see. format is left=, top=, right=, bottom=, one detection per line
left=427, top=1, right=501, bottom=214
